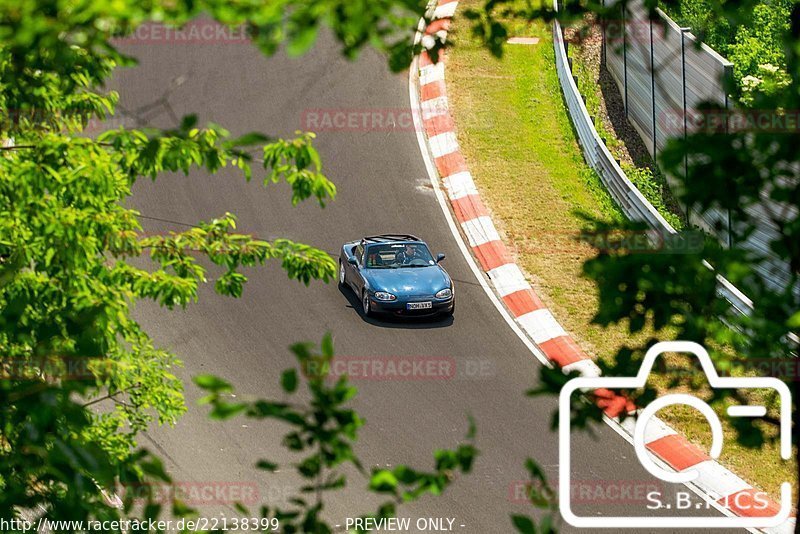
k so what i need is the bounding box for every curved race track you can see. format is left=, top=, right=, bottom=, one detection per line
left=113, top=24, right=732, bottom=533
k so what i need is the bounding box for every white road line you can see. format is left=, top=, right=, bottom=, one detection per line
left=408, top=41, right=550, bottom=368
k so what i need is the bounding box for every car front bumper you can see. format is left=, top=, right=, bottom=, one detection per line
left=369, top=296, right=454, bottom=316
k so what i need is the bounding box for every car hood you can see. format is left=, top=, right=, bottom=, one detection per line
left=365, top=266, right=450, bottom=296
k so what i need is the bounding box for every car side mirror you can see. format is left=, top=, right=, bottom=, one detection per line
left=436, top=253, right=446, bottom=263
left=347, top=256, right=358, bottom=266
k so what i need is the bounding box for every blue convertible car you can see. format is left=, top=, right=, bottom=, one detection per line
left=339, top=234, right=454, bottom=318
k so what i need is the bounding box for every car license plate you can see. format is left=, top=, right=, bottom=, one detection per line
left=407, top=301, right=432, bottom=310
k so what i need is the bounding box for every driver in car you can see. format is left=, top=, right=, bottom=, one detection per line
left=396, top=244, right=423, bottom=265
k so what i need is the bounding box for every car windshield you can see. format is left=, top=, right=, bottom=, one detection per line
left=365, top=243, right=435, bottom=268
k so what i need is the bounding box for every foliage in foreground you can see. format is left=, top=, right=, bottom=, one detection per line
left=3, top=0, right=796, bottom=531
left=0, top=0, right=463, bottom=529
left=193, top=334, right=477, bottom=533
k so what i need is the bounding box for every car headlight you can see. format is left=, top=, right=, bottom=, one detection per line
left=435, top=288, right=453, bottom=299
left=374, top=291, right=397, bottom=301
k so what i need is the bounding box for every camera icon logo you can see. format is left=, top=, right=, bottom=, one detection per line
left=559, top=341, right=792, bottom=529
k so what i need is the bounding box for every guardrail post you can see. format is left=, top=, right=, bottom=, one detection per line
left=680, top=27, right=690, bottom=221
left=723, top=64, right=733, bottom=246
left=600, top=0, right=606, bottom=66
left=650, top=17, right=657, bottom=157
left=723, top=64, right=733, bottom=131
left=621, top=3, right=628, bottom=117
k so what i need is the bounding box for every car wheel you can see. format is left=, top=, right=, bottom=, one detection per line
left=338, top=260, right=346, bottom=287
left=362, top=291, right=374, bottom=317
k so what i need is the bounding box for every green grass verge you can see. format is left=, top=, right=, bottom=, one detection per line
left=445, top=0, right=794, bottom=498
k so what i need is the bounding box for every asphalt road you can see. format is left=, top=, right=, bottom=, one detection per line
left=112, top=22, right=735, bottom=533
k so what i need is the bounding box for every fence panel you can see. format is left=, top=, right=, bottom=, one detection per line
left=682, top=33, right=729, bottom=130
left=552, top=7, right=756, bottom=317
left=651, top=12, right=683, bottom=155
left=600, top=0, right=794, bottom=294
left=604, top=10, right=626, bottom=109
left=623, top=1, right=655, bottom=149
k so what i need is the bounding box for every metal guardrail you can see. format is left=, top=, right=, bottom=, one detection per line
left=602, top=0, right=793, bottom=293
left=550, top=3, right=755, bottom=318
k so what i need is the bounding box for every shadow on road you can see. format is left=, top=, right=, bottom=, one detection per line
left=337, top=286, right=454, bottom=329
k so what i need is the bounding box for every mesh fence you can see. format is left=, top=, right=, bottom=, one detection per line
left=600, top=0, right=792, bottom=290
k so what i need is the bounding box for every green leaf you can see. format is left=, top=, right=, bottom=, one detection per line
left=193, top=374, right=233, bottom=393
left=281, top=369, right=298, bottom=393
left=180, top=114, right=198, bottom=130
left=321, top=331, right=334, bottom=357
left=256, top=460, right=279, bottom=472
left=511, top=514, right=536, bottom=534
left=227, top=132, right=271, bottom=147
left=539, top=515, right=554, bottom=534
left=287, top=25, right=319, bottom=56
left=209, top=402, right=248, bottom=420
left=369, top=470, right=399, bottom=492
